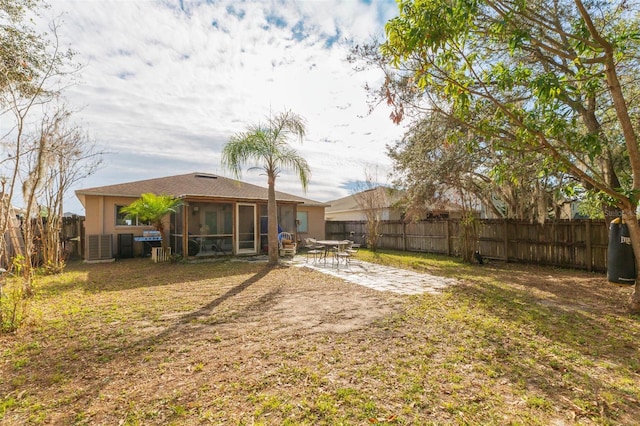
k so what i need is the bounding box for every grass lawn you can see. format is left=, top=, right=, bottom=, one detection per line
left=1, top=251, right=639, bottom=425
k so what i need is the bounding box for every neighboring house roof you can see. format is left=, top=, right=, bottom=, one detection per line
left=325, top=187, right=402, bottom=215
left=75, top=172, right=328, bottom=207
left=325, top=186, right=469, bottom=219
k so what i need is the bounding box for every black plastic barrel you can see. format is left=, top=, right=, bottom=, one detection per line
left=607, top=219, right=636, bottom=284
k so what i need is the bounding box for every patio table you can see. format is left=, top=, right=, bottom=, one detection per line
left=315, top=240, right=352, bottom=268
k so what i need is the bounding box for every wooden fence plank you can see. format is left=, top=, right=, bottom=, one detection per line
left=326, top=219, right=610, bottom=272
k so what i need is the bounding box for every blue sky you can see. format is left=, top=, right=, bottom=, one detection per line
left=40, top=0, right=405, bottom=214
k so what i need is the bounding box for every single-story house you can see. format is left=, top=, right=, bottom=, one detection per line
left=325, top=186, right=469, bottom=221
left=325, top=187, right=404, bottom=222
left=75, top=172, right=328, bottom=261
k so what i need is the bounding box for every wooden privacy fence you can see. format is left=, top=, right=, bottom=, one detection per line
left=325, top=219, right=610, bottom=272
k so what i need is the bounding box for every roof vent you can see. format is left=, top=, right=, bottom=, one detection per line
left=195, top=173, right=218, bottom=179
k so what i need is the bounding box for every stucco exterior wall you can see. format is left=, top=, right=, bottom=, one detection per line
left=83, top=195, right=166, bottom=258
left=82, top=194, right=327, bottom=258
left=82, top=195, right=104, bottom=235
left=297, top=205, right=326, bottom=241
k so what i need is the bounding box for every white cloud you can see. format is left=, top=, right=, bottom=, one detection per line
left=33, top=0, right=405, bottom=213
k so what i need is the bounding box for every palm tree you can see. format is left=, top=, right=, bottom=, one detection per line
left=222, top=109, right=310, bottom=266
left=121, top=193, right=182, bottom=253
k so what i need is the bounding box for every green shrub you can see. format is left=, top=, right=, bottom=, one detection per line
left=0, top=277, right=29, bottom=333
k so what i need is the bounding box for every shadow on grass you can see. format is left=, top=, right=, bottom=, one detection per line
left=3, top=263, right=283, bottom=423
left=356, top=249, right=640, bottom=420
left=461, top=262, right=633, bottom=314
left=155, top=263, right=275, bottom=329
left=447, top=280, right=639, bottom=363
left=6, top=252, right=640, bottom=423
left=417, top=280, right=640, bottom=420
left=37, top=257, right=264, bottom=296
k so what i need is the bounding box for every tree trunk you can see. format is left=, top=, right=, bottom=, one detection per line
left=621, top=209, right=640, bottom=312
left=267, top=174, right=279, bottom=266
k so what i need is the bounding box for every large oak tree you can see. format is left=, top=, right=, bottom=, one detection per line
left=379, top=0, right=640, bottom=311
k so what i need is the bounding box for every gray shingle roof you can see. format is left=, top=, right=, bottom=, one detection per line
left=75, top=172, right=327, bottom=206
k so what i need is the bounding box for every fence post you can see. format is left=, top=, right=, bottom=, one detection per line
left=445, top=219, right=450, bottom=256
left=503, top=220, right=509, bottom=262
left=585, top=220, right=592, bottom=272
left=402, top=221, right=406, bottom=251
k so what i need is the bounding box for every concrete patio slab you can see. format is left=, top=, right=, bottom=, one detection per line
left=287, top=255, right=458, bottom=295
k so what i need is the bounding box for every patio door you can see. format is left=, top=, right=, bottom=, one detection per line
left=236, top=203, right=257, bottom=254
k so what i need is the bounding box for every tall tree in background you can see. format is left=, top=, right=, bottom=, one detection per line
left=388, top=110, right=568, bottom=223
left=222, top=110, right=310, bottom=266
left=0, top=0, right=53, bottom=98
left=378, top=0, right=640, bottom=311
left=389, top=112, right=485, bottom=261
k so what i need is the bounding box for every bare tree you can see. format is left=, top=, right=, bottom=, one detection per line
left=352, top=167, right=392, bottom=252
left=33, top=108, right=102, bottom=273
left=1, top=7, right=82, bottom=291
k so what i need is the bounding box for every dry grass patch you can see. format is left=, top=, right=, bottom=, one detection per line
left=1, top=253, right=639, bottom=425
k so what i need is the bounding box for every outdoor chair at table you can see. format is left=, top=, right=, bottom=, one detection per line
left=304, top=238, right=325, bottom=263
left=346, top=240, right=360, bottom=256
left=334, top=240, right=352, bottom=270
left=315, top=239, right=352, bottom=269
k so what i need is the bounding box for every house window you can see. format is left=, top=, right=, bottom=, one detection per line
left=296, top=211, right=308, bottom=233
left=115, top=205, right=150, bottom=226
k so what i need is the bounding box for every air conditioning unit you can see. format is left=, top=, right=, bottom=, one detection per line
left=86, top=234, right=113, bottom=260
